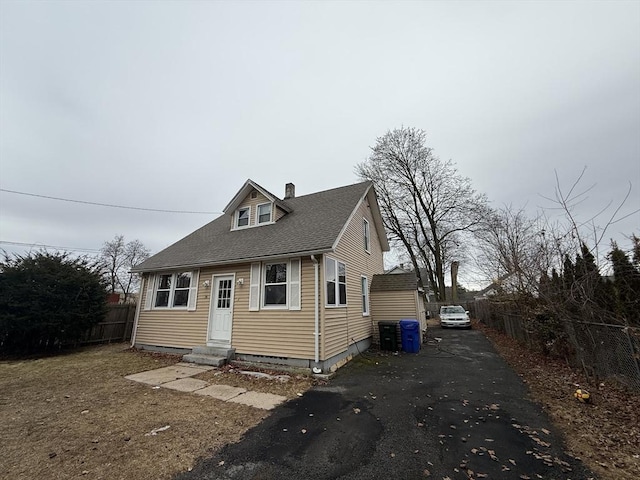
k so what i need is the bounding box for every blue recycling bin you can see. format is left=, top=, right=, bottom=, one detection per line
left=399, top=319, right=420, bottom=353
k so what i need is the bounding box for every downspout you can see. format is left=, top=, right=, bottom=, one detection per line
left=311, top=255, right=320, bottom=371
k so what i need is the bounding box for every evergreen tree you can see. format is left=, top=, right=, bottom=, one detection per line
left=0, top=251, right=108, bottom=353
left=608, top=241, right=640, bottom=326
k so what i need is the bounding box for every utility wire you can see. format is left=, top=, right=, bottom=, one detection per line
left=0, top=240, right=101, bottom=253
left=0, top=188, right=223, bottom=215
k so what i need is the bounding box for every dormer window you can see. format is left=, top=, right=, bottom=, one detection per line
left=236, top=207, right=250, bottom=228
left=257, top=203, right=272, bottom=224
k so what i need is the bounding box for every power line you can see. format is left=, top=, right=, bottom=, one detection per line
left=0, top=188, right=223, bottom=215
left=0, top=240, right=101, bottom=254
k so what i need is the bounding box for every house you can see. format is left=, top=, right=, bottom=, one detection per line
left=370, top=273, right=427, bottom=346
left=130, top=180, right=390, bottom=373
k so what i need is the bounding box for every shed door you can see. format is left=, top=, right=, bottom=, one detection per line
left=208, top=275, right=234, bottom=346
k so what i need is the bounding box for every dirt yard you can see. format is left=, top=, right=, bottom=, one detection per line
left=0, top=343, right=314, bottom=480
left=476, top=320, right=640, bottom=480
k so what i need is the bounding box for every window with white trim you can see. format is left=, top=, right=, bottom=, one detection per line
left=257, top=203, right=272, bottom=224
left=361, top=275, right=369, bottom=315
left=154, top=272, right=193, bottom=308
left=326, top=257, right=346, bottom=306
left=264, top=262, right=287, bottom=306
left=363, top=218, right=370, bottom=252
left=249, top=259, right=301, bottom=310
left=236, top=207, right=250, bottom=228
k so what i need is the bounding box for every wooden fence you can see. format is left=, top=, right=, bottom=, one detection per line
left=80, top=304, right=136, bottom=345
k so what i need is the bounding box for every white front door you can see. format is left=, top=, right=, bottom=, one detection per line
left=208, top=275, right=234, bottom=346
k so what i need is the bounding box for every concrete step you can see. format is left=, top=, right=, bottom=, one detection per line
left=182, top=353, right=226, bottom=367
left=192, top=346, right=236, bottom=359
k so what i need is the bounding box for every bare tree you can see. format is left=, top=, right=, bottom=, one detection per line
left=474, top=205, right=545, bottom=296
left=101, top=235, right=126, bottom=295
left=100, top=235, right=150, bottom=302
left=356, top=127, right=490, bottom=301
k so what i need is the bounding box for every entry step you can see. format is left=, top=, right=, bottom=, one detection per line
left=182, top=353, right=226, bottom=367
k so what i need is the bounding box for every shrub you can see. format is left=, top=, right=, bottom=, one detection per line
left=0, top=251, right=108, bottom=354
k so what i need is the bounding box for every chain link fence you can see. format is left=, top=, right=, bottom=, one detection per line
left=475, top=299, right=640, bottom=391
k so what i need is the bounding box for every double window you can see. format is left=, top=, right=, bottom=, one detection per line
left=149, top=271, right=198, bottom=310
left=325, top=257, right=347, bottom=306
left=234, top=203, right=273, bottom=229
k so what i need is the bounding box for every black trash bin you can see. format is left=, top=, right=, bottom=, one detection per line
left=378, top=321, right=398, bottom=351
left=399, top=319, right=420, bottom=353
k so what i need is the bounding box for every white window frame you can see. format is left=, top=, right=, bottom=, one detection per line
left=249, top=259, right=301, bottom=311
left=256, top=202, right=273, bottom=224
left=361, top=275, right=370, bottom=316
left=363, top=218, right=370, bottom=253
left=262, top=261, right=288, bottom=309
left=235, top=207, right=251, bottom=229
left=325, top=257, right=347, bottom=307
left=152, top=271, right=196, bottom=310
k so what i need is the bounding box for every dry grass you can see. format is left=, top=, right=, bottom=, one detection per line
left=476, top=321, right=640, bottom=480
left=0, top=343, right=313, bottom=480
left=195, top=364, right=316, bottom=398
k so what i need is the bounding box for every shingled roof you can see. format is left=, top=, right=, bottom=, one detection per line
left=132, top=181, right=387, bottom=272
left=370, top=273, right=418, bottom=292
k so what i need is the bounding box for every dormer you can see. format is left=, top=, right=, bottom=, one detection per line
left=224, top=179, right=292, bottom=231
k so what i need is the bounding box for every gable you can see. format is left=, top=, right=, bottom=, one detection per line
left=132, top=181, right=377, bottom=273
left=231, top=189, right=275, bottom=229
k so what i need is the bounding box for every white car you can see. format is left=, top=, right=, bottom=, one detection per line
left=439, top=305, right=471, bottom=328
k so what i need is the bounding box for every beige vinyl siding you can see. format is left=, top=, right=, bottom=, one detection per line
left=231, top=258, right=316, bottom=359
left=233, top=191, right=274, bottom=228
left=135, top=259, right=318, bottom=358
left=322, top=197, right=385, bottom=358
left=275, top=206, right=287, bottom=221
left=370, top=290, right=420, bottom=344
left=135, top=272, right=209, bottom=349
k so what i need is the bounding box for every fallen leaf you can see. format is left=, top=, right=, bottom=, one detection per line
left=541, top=428, right=550, bottom=435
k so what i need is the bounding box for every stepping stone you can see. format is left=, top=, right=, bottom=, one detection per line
left=125, top=365, right=210, bottom=386
left=162, top=378, right=210, bottom=392
left=227, top=391, right=287, bottom=410
left=195, top=384, right=246, bottom=401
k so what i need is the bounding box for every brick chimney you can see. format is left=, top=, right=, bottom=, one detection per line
left=284, top=183, right=295, bottom=199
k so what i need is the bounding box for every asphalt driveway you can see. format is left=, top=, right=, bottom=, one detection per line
left=176, top=328, right=595, bottom=480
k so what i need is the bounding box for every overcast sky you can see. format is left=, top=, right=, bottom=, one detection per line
left=1, top=0, right=638, bottom=287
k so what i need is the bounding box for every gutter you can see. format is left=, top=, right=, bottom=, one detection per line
left=131, top=248, right=332, bottom=274
left=311, top=255, right=321, bottom=372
